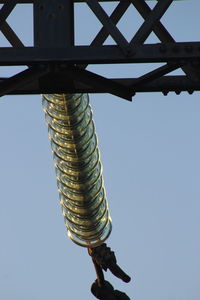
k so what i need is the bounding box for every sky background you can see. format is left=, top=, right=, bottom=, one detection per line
left=0, top=1, right=200, bottom=300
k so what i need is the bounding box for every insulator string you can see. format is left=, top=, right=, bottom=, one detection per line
left=42, top=93, right=112, bottom=247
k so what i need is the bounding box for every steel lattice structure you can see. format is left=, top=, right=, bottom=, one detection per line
left=0, top=0, right=199, bottom=100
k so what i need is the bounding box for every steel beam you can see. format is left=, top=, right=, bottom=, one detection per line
left=0, top=43, right=199, bottom=65
left=86, top=0, right=129, bottom=55
left=89, top=1, right=130, bottom=47
left=129, top=63, right=182, bottom=88
left=80, top=1, right=130, bottom=69
left=129, top=0, right=174, bottom=48
left=0, top=0, right=132, bottom=2
left=0, top=76, right=199, bottom=96
left=34, top=0, right=74, bottom=47
left=0, top=0, right=18, bottom=28
left=0, top=65, right=49, bottom=96
left=1, top=22, right=24, bottom=47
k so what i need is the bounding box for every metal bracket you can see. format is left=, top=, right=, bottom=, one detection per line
left=88, top=244, right=131, bottom=300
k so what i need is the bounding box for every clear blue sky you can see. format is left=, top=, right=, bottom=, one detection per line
left=0, top=1, right=200, bottom=300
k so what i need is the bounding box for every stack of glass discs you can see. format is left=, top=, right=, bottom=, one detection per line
left=42, top=93, right=112, bottom=247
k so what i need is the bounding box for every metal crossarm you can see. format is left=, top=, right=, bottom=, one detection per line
left=0, top=0, right=198, bottom=99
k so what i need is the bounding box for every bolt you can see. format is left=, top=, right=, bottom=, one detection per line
left=38, top=64, right=47, bottom=70
left=159, top=45, right=167, bottom=53
left=188, top=90, right=194, bottom=95
left=162, top=90, right=168, bottom=96
left=191, top=60, right=200, bottom=68
left=185, top=45, right=193, bottom=53
left=59, top=63, right=68, bottom=70
left=175, top=90, right=181, bottom=95
left=58, top=4, right=64, bottom=10
left=48, top=13, right=56, bottom=19
left=172, top=45, right=179, bottom=53
left=126, top=48, right=135, bottom=57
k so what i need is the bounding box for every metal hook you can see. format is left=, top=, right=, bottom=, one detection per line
left=88, top=244, right=131, bottom=283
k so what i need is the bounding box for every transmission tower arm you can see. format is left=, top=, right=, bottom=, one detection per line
left=0, top=0, right=198, bottom=100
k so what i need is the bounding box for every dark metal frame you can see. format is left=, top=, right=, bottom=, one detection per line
left=0, top=0, right=199, bottom=100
